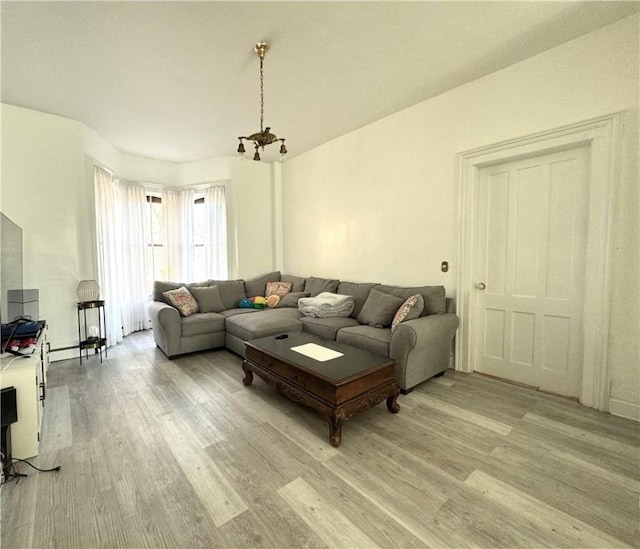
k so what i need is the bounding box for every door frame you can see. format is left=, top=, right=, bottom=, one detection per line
left=456, top=113, right=622, bottom=410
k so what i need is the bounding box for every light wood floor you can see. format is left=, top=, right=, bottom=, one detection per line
left=1, top=330, right=638, bottom=549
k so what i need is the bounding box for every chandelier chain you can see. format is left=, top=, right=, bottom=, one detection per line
left=259, top=57, right=264, bottom=132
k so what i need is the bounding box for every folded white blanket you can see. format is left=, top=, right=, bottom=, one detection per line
left=298, top=292, right=355, bottom=318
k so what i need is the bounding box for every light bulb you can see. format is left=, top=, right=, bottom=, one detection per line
left=88, top=325, right=99, bottom=340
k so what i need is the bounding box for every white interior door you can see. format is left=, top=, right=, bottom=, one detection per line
left=473, top=147, right=589, bottom=397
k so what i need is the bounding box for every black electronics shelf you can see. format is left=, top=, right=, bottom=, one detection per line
left=77, top=300, right=107, bottom=364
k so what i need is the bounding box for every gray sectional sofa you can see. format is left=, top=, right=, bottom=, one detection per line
left=147, top=271, right=459, bottom=392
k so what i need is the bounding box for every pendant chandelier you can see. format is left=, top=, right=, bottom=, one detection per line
left=237, top=42, right=287, bottom=162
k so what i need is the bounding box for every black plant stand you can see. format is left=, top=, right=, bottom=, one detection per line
left=77, top=300, right=107, bottom=364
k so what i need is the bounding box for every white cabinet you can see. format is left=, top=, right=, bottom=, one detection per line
left=0, top=324, right=48, bottom=459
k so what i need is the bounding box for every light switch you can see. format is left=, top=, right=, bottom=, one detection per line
left=441, top=261, right=449, bottom=272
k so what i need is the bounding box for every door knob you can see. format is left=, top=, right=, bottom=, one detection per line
left=477, top=282, right=486, bottom=290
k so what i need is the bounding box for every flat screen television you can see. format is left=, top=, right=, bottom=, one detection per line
left=1, top=212, right=24, bottom=327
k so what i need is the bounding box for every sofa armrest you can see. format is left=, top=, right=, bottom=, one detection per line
left=148, top=301, right=182, bottom=356
left=390, top=313, right=459, bottom=391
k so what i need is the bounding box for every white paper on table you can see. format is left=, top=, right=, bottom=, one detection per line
left=290, top=343, right=344, bottom=362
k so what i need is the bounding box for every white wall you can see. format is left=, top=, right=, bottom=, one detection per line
left=119, top=153, right=180, bottom=186
left=1, top=105, right=120, bottom=357
left=179, top=156, right=234, bottom=186
left=229, top=160, right=277, bottom=280
left=281, top=16, right=639, bottom=417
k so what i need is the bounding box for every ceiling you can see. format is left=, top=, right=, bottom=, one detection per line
left=2, top=1, right=637, bottom=163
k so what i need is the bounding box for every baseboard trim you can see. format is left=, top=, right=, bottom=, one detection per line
left=608, top=398, right=640, bottom=422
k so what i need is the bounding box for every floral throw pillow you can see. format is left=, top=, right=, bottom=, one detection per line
left=265, top=281, right=293, bottom=298
left=391, top=294, right=424, bottom=332
left=163, top=286, right=199, bottom=317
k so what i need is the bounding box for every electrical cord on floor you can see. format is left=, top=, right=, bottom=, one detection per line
left=11, top=458, right=61, bottom=473
left=0, top=453, right=60, bottom=485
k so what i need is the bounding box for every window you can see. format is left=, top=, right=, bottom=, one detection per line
left=143, top=193, right=216, bottom=285
left=193, top=196, right=207, bottom=281
left=144, top=194, right=165, bottom=287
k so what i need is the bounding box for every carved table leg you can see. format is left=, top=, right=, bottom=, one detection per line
left=242, top=361, right=254, bottom=386
left=329, top=413, right=344, bottom=447
left=386, top=387, right=400, bottom=414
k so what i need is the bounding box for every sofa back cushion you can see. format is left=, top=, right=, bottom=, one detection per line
left=154, top=280, right=183, bottom=303
left=207, top=279, right=247, bottom=310
left=276, top=291, right=310, bottom=308
left=189, top=285, right=225, bottom=313
left=377, top=284, right=446, bottom=315
left=305, top=276, right=339, bottom=297
left=153, top=280, right=211, bottom=304
left=357, top=288, right=404, bottom=328
left=337, top=281, right=379, bottom=318
left=244, top=271, right=280, bottom=297
left=280, top=274, right=307, bottom=293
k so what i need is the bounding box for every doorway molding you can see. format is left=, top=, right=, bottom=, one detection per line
left=456, top=113, right=622, bottom=411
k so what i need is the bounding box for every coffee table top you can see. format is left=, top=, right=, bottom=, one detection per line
left=245, top=332, right=395, bottom=383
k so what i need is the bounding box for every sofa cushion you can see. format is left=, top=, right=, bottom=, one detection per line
left=186, top=280, right=211, bottom=290
left=189, top=285, right=225, bottom=313
left=219, top=308, right=259, bottom=318
left=266, top=281, right=293, bottom=298
left=208, top=279, right=247, bottom=310
left=181, top=312, right=225, bottom=337
left=305, top=276, right=339, bottom=297
left=154, top=280, right=183, bottom=303
left=163, top=286, right=199, bottom=317
left=277, top=291, right=310, bottom=308
left=244, top=271, right=280, bottom=297
left=301, top=316, right=360, bottom=340
left=225, top=308, right=303, bottom=341
left=154, top=280, right=210, bottom=304
left=281, top=274, right=306, bottom=292
left=337, top=281, right=379, bottom=318
left=336, top=325, right=391, bottom=356
left=377, top=284, right=446, bottom=315
left=357, top=288, right=404, bottom=328
left=391, top=294, right=424, bottom=332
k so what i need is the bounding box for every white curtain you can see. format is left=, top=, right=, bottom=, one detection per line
left=163, top=184, right=227, bottom=281
left=162, top=187, right=196, bottom=282
left=94, top=166, right=150, bottom=346
left=205, top=185, right=228, bottom=280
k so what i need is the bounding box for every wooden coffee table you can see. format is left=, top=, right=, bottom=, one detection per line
left=242, top=332, right=400, bottom=447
